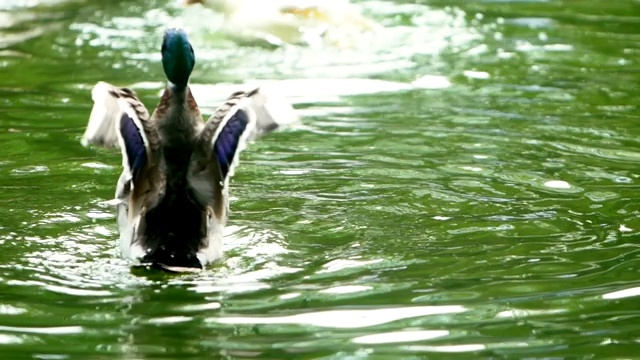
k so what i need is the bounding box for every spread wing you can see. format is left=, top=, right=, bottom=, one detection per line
left=187, top=87, right=298, bottom=218
left=81, top=82, right=163, bottom=207
left=81, top=81, right=123, bottom=148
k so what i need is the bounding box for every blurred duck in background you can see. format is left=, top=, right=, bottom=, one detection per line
left=182, top=0, right=379, bottom=46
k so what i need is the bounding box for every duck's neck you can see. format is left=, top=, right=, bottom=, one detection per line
left=157, top=85, right=201, bottom=132
left=167, top=81, right=188, bottom=102
left=167, top=80, right=189, bottom=96
left=157, top=85, right=202, bottom=186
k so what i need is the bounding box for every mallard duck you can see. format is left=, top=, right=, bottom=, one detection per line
left=182, top=0, right=379, bottom=46
left=81, top=28, right=298, bottom=272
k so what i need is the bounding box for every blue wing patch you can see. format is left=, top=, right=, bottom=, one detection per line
left=214, top=109, right=249, bottom=180
left=119, top=113, right=147, bottom=180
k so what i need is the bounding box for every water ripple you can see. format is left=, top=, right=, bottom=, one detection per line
left=1, top=0, right=639, bottom=358
left=209, top=305, right=467, bottom=329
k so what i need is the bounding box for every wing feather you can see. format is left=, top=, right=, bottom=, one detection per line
left=214, top=107, right=251, bottom=180
left=82, top=81, right=122, bottom=147
left=187, top=91, right=259, bottom=217
left=188, top=87, right=297, bottom=218
left=119, top=111, right=147, bottom=181
left=81, top=82, right=163, bottom=200
left=241, top=87, right=299, bottom=139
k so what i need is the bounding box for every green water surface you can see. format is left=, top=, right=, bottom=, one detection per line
left=1, top=0, right=639, bottom=358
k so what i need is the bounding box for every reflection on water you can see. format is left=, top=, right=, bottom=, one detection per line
left=209, top=305, right=466, bottom=328
left=0, top=0, right=640, bottom=358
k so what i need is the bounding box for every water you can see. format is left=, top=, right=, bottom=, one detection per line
left=1, top=0, right=640, bottom=358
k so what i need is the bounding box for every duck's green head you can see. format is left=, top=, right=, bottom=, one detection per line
left=161, top=28, right=195, bottom=89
